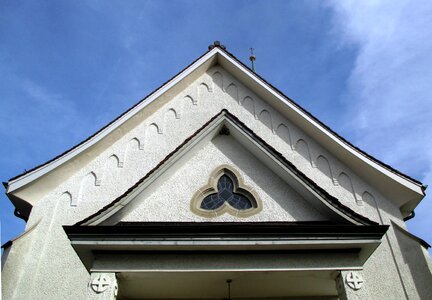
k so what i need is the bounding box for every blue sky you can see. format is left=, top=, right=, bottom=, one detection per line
left=1, top=1, right=431, bottom=251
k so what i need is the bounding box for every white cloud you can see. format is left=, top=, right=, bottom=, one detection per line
left=328, top=0, right=432, bottom=246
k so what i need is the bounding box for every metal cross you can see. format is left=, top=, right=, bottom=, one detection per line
left=346, top=271, right=364, bottom=290
left=249, top=48, right=256, bottom=72
left=91, top=274, right=110, bottom=293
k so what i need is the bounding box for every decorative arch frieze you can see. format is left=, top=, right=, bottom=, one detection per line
left=362, top=191, right=375, bottom=205
left=259, top=109, right=274, bottom=132
left=199, top=82, right=211, bottom=94
left=316, top=155, right=334, bottom=184
left=101, top=154, right=123, bottom=185
left=109, top=154, right=123, bottom=168
left=166, top=108, right=180, bottom=120
left=226, top=83, right=239, bottom=104
left=76, top=171, right=100, bottom=206
left=190, top=165, right=262, bottom=218
left=184, top=95, right=196, bottom=106
left=198, top=83, right=211, bottom=107
left=61, top=191, right=73, bottom=207
left=338, top=172, right=363, bottom=206
left=212, top=71, right=223, bottom=92
left=295, top=139, right=313, bottom=167
left=276, top=124, right=293, bottom=150
left=150, top=123, right=163, bottom=135
left=164, top=108, right=180, bottom=134
left=122, top=138, right=143, bottom=166
left=242, top=96, right=256, bottom=118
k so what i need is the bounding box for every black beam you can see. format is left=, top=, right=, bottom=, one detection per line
left=64, top=222, right=388, bottom=241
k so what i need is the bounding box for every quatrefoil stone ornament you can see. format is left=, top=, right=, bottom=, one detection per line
left=345, top=271, right=364, bottom=290
left=91, top=274, right=111, bottom=293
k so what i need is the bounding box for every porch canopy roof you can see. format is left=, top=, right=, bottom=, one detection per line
left=64, top=221, right=388, bottom=272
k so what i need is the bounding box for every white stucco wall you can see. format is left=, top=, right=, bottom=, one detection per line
left=2, top=66, right=431, bottom=299
left=121, top=135, right=328, bottom=223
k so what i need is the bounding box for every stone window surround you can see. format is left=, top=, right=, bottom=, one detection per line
left=190, top=164, right=262, bottom=218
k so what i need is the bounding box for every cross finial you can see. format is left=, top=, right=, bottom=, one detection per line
left=249, top=47, right=256, bottom=72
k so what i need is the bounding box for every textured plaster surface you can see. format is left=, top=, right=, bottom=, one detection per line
left=93, top=253, right=361, bottom=272
left=21, top=66, right=403, bottom=228
left=2, top=66, right=431, bottom=299
left=336, top=270, right=370, bottom=300
left=393, top=225, right=432, bottom=299
left=122, top=135, right=328, bottom=222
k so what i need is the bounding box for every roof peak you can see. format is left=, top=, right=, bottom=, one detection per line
left=208, top=41, right=226, bottom=50
left=6, top=43, right=424, bottom=219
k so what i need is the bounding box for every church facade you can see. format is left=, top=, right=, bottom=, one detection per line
left=2, top=42, right=432, bottom=299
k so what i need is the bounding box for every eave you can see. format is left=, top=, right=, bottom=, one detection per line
left=5, top=45, right=425, bottom=218
left=215, top=49, right=425, bottom=215
left=5, top=48, right=219, bottom=213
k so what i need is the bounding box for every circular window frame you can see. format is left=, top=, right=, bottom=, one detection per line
left=190, top=164, right=262, bottom=218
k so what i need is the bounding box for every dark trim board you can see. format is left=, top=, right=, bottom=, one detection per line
left=64, top=222, right=389, bottom=241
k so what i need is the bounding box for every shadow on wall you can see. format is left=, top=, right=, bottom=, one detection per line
left=212, top=72, right=223, bottom=92
left=259, top=110, right=273, bottom=133
left=394, top=224, right=432, bottom=299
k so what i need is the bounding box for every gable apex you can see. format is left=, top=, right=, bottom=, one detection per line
left=5, top=44, right=425, bottom=219
left=76, top=110, right=377, bottom=227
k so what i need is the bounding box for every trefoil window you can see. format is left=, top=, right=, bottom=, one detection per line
left=191, top=165, right=262, bottom=218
